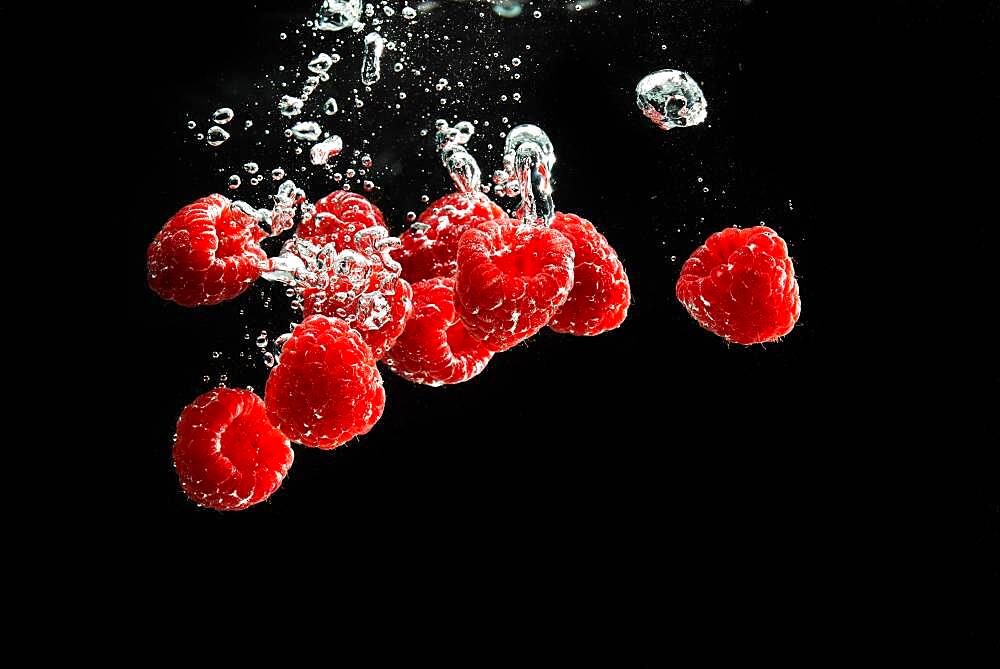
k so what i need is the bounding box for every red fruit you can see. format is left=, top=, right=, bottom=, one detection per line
left=455, top=219, right=575, bottom=352
left=147, top=194, right=268, bottom=307
left=675, top=226, right=801, bottom=345
left=548, top=212, right=631, bottom=336
left=264, top=315, right=385, bottom=449
left=396, top=192, right=506, bottom=283
left=172, top=388, right=293, bottom=511
left=296, top=191, right=387, bottom=251
left=301, top=274, right=413, bottom=359
left=385, top=277, right=494, bottom=386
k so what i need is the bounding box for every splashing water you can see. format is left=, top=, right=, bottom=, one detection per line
left=361, top=32, right=385, bottom=85
left=636, top=69, right=707, bottom=131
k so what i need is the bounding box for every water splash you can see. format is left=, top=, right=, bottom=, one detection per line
left=636, top=69, right=707, bottom=131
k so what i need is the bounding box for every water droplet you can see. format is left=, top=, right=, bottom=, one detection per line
left=346, top=168, right=356, bottom=178
left=212, top=107, right=234, bottom=124
left=263, top=352, right=276, bottom=367
left=405, top=211, right=416, bottom=222
left=228, top=175, right=241, bottom=190
left=316, top=0, right=361, bottom=32
left=402, top=6, right=416, bottom=20
left=361, top=154, right=373, bottom=168
left=513, top=92, right=521, bottom=101
left=363, top=180, right=374, bottom=191
left=323, top=97, right=339, bottom=116
left=670, top=255, right=677, bottom=262
left=278, top=95, right=304, bottom=117
left=533, top=9, right=541, bottom=18
left=512, top=57, right=521, bottom=67
left=310, top=135, right=343, bottom=165
left=636, top=69, right=708, bottom=131
left=212, top=351, right=221, bottom=359
left=206, top=126, right=230, bottom=146
left=420, top=194, right=429, bottom=203
left=280, top=32, right=287, bottom=40
left=244, top=162, right=259, bottom=174
left=272, top=167, right=286, bottom=181
left=398, top=91, right=407, bottom=99
left=383, top=6, right=394, bottom=17
left=256, top=332, right=268, bottom=348
left=361, top=32, right=384, bottom=85
left=290, top=121, right=323, bottom=141
left=187, top=121, right=197, bottom=129
left=355, top=98, right=364, bottom=108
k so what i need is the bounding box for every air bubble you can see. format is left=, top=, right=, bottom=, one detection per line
left=272, top=167, right=286, bottom=180
left=492, top=1, right=523, bottom=19
left=212, top=107, right=234, bottom=124
left=187, top=121, right=196, bottom=129
left=207, top=126, right=230, bottom=146
left=402, top=6, right=416, bottom=20
left=228, top=175, right=241, bottom=190
left=316, top=0, right=362, bottom=31
left=290, top=121, right=323, bottom=141
left=361, top=32, right=385, bottom=85
left=405, top=211, right=416, bottom=222
left=636, top=69, right=708, bottom=131
left=363, top=180, right=374, bottom=191
left=244, top=162, right=259, bottom=174
left=279, top=95, right=305, bottom=117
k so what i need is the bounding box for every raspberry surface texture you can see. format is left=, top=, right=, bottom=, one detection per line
left=548, top=212, right=631, bottom=336
left=296, top=191, right=387, bottom=251
left=675, top=226, right=800, bottom=345
left=385, top=277, right=494, bottom=386
left=173, top=388, right=293, bottom=511
left=147, top=194, right=268, bottom=307
left=396, top=192, right=506, bottom=283
left=455, top=219, right=575, bottom=352
left=264, top=315, right=385, bottom=449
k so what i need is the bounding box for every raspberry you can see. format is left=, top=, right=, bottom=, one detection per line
left=172, top=388, right=293, bottom=511
left=396, top=192, right=506, bottom=283
left=147, top=194, right=268, bottom=307
left=675, top=226, right=801, bottom=345
left=385, top=277, right=494, bottom=386
left=301, top=274, right=413, bottom=359
left=548, top=212, right=631, bottom=336
left=296, top=191, right=387, bottom=251
left=264, top=315, right=385, bottom=449
left=455, top=219, right=575, bottom=352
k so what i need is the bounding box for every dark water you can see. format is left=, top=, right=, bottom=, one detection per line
left=67, top=0, right=997, bottom=647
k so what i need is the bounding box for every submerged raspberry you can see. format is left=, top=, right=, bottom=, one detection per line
left=147, top=194, right=268, bottom=307
left=548, top=212, right=631, bottom=336
left=264, top=315, right=385, bottom=449
left=455, top=219, right=575, bottom=352
left=675, top=226, right=801, bottom=345
left=296, top=190, right=387, bottom=251
left=173, top=388, right=293, bottom=511
left=395, top=192, right=506, bottom=283
left=385, top=277, right=494, bottom=386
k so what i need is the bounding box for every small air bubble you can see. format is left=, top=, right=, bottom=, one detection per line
left=228, top=175, right=241, bottom=190
left=244, top=162, right=259, bottom=174
left=187, top=121, right=197, bottom=129
left=272, top=167, right=286, bottom=180
left=405, top=211, right=416, bottom=222
left=206, top=126, right=230, bottom=146
left=363, top=180, right=374, bottom=191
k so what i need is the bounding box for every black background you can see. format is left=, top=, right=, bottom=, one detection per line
left=44, top=0, right=998, bottom=653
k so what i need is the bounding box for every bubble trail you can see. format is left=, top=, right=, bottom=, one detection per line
left=635, top=69, right=707, bottom=131
left=503, top=124, right=555, bottom=226
left=361, top=32, right=385, bottom=85
left=433, top=119, right=483, bottom=195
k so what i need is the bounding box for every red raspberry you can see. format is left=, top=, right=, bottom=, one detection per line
left=396, top=192, right=506, bottom=283
left=296, top=191, right=387, bottom=251
left=385, top=277, right=494, bottom=386
left=675, top=226, right=801, bottom=345
left=172, top=388, right=293, bottom=511
left=455, top=219, right=575, bottom=352
left=147, top=194, right=268, bottom=307
left=301, top=274, right=413, bottom=359
left=264, top=315, right=385, bottom=449
left=547, top=212, right=631, bottom=336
